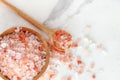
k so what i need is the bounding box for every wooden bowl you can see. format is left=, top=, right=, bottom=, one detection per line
left=0, top=27, right=49, bottom=80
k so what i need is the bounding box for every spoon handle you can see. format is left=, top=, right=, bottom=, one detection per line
left=0, top=0, right=54, bottom=35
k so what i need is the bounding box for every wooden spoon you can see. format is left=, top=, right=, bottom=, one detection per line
left=0, top=0, right=72, bottom=51
left=0, top=27, right=49, bottom=80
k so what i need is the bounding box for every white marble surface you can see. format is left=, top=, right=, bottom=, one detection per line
left=0, top=0, right=120, bottom=80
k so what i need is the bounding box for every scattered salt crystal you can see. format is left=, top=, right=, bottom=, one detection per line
left=101, top=50, right=108, bottom=56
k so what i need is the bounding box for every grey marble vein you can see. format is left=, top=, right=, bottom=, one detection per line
left=71, top=0, right=94, bottom=16
left=44, top=0, right=73, bottom=24
left=43, top=0, right=94, bottom=28
left=61, top=0, right=94, bottom=27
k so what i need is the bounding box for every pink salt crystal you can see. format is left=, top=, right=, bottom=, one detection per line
left=61, top=76, right=72, bottom=80
left=92, top=74, right=96, bottom=79
left=15, top=27, right=21, bottom=33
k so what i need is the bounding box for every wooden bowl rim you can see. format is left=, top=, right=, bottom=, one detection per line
left=0, top=27, right=50, bottom=80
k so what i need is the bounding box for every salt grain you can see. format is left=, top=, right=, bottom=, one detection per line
left=1, top=43, right=7, bottom=48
